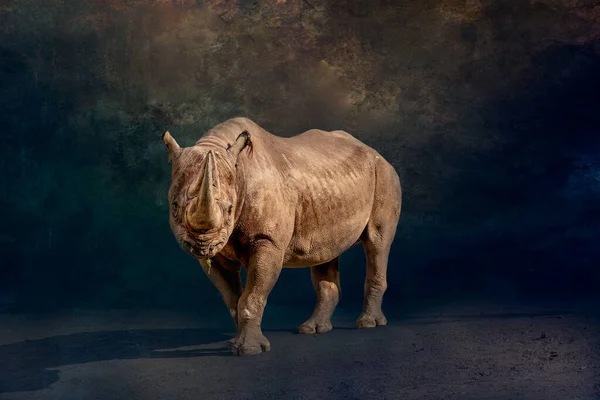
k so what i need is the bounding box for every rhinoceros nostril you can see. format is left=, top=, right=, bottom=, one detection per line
left=181, top=240, right=194, bottom=253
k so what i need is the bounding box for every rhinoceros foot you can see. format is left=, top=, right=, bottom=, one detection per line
left=227, top=330, right=271, bottom=356
left=356, top=312, right=388, bottom=329
left=299, top=318, right=333, bottom=334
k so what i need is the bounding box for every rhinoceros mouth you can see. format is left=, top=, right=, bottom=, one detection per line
left=197, top=241, right=225, bottom=258
left=180, top=239, right=225, bottom=259
left=179, top=227, right=228, bottom=259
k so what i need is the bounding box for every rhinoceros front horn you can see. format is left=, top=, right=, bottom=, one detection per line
left=186, top=150, right=223, bottom=232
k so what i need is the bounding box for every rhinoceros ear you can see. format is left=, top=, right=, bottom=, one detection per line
left=162, top=130, right=181, bottom=163
left=227, top=130, right=253, bottom=162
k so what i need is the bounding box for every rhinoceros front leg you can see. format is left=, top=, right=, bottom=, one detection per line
left=229, top=240, right=283, bottom=356
left=198, top=256, right=242, bottom=328
left=299, top=257, right=340, bottom=334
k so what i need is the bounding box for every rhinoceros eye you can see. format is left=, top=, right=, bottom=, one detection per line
left=221, top=201, right=233, bottom=215
left=172, top=201, right=179, bottom=217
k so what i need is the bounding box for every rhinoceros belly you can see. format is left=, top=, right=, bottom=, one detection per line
left=283, top=165, right=375, bottom=268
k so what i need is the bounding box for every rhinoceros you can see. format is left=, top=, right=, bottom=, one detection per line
left=162, top=117, right=401, bottom=356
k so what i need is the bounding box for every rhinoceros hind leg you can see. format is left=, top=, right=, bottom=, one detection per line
left=357, top=168, right=401, bottom=329
left=299, top=258, right=340, bottom=334
left=357, top=234, right=392, bottom=329
left=356, top=243, right=389, bottom=328
left=357, top=311, right=388, bottom=328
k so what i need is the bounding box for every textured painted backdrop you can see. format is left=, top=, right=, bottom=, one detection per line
left=1, top=0, right=599, bottom=310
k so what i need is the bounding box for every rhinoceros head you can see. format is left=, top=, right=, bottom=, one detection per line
left=161, top=130, right=250, bottom=259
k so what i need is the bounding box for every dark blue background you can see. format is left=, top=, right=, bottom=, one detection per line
left=1, top=0, right=599, bottom=312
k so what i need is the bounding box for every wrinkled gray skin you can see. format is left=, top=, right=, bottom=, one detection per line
left=162, top=117, right=401, bottom=356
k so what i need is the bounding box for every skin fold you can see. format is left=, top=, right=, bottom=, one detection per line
left=162, top=117, right=402, bottom=356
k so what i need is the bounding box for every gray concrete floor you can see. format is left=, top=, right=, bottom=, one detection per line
left=1, top=303, right=599, bottom=400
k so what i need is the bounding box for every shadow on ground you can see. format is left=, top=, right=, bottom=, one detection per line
left=0, top=328, right=237, bottom=393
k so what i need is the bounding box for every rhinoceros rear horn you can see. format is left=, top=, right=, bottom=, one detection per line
left=227, top=130, right=252, bottom=161
left=162, top=130, right=181, bottom=163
